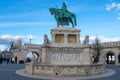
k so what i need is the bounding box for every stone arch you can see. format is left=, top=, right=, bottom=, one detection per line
left=25, top=50, right=40, bottom=63
left=17, top=48, right=42, bottom=64
left=106, top=51, right=116, bottom=64
left=118, top=53, right=120, bottom=64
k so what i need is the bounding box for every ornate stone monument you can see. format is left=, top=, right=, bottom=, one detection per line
left=25, top=2, right=105, bottom=77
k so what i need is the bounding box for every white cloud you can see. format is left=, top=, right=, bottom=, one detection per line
left=0, top=34, right=36, bottom=45
left=99, top=37, right=120, bottom=42
left=88, top=36, right=120, bottom=43
left=106, top=2, right=116, bottom=11
left=27, top=34, right=36, bottom=40
left=106, top=2, right=120, bottom=11
left=116, top=3, right=120, bottom=11
left=106, top=2, right=120, bottom=20
left=0, top=34, right=24, bottom=45
left=0, top=34, right=24, bottom=40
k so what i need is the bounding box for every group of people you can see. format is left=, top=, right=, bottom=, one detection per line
left=0, top=56, right=17, bottom=64
left=0, top=57, right=10, bottom=64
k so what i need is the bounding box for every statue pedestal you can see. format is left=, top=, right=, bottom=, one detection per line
left=41, top=26, right=91, bottom=65
left=26, top=26, right=105, bottom=77
left=51, top=26, right=81, bottom=46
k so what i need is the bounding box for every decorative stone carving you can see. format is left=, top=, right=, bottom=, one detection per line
left=68, top=34, right=76, bottom=43
left=44, top=34, right=49, bottom=45
left=82, top=35, right=89, bottom=45
left=51, top=52, right=81, bottom=65
left=55, top=34, right=64, bottom=43
left=37, top=55, right=42, bottom=63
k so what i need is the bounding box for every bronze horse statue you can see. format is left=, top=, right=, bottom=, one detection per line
left=49, top=8, right=76, bottom=27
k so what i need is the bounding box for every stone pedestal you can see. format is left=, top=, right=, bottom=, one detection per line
left=51, top=26, right=81, bottom=46
left=25, top=26, right=105, bottom=77
left=25, top=63, right=105, bottom=77
left=41, top=26, right=91, bottom=65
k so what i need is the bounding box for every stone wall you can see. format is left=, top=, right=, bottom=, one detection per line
left=41, top=47, right=91, bottom=65
left=50, top=47, right=83, bottom=65
left=25, top=63, right=105, bottom=77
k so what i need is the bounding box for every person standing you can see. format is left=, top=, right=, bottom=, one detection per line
left=6, top=58, right=9, bottom=64
left=0, top=54, right=2, bottom=64
left=15, top=56, right=17, bottom=64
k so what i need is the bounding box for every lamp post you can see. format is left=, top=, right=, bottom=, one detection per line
left=29, top=38, right=31, bottom=44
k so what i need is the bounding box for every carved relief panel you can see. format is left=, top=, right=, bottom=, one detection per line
left=55, top=34, right=64, bottom=43
left=68, top=34, right=76, bottom=43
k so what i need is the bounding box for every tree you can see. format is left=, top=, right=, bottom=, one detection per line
left=9, top=41, right=16, bottom=51
left=91, top=37, right=102, bottom=63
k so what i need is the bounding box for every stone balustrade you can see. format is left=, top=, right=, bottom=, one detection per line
left=25, top=63, right=105, bottom=77
left=90, top=41, right=120, bottom=48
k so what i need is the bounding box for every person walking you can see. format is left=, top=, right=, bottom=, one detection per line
left=6, top=58, right=9, bottom=64
left=15, top=56, right=17, bottom=64
left=0, top=54, right=2, bottom=64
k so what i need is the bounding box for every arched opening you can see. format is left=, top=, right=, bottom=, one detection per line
left=118, top=53, right=120, bottom=64
left=25, top=51, right=39, bottom=63
left=106, top=52, right=115, bottom=64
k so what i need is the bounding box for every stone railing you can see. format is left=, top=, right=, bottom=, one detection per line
left=25, top=63, right=105, bottom=77
left=102, top=42, right=120, bottom=48
left=89, top=41, right=120, bottom=48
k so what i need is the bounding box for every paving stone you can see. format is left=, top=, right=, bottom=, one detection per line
left=0, top=64, right=119, bottom=80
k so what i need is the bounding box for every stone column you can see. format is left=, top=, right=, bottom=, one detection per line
left=64, top=34, right=68, bottom=44
left=41, top=47, right=47, bottom=64
left=81, top=48, right=91, bottom=65
left=115, top=53, right=118, bottom=65
left=25, top=63, right=34, bottom=75
left=52, top=34, right=55, bottom=44
left=76, top=34, right=80, bottom=44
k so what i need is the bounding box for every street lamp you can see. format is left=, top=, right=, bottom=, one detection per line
left=29, top=38, right=31, bottom=44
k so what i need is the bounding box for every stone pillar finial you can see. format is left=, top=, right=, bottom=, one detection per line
left=82, top=35, right=89, bottom=45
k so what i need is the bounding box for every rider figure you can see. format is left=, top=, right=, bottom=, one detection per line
left=61, top=2, right=68, bottom=17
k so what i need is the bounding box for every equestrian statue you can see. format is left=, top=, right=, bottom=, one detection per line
left=49, top=2, right=76, bottom=27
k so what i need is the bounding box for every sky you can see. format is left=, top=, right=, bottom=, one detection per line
left=0, top=0, right=120, bottom=51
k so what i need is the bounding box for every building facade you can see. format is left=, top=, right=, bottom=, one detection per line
left=10, top=38, right=120, bottom=65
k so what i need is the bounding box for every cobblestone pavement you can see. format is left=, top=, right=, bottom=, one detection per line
left=0, top=64, right=49, bottom=80
left=86, top=65, right=120, bottom=80
left=0, top=64, right=119, bottom=80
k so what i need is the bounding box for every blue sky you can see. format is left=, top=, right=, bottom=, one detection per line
left=0, top=0, right=120, bottom=51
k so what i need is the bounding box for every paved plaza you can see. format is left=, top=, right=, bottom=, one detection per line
left=0, top=64, right=119, bottom=80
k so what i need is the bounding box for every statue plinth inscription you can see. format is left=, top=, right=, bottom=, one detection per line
left=50, top=47, right=83, bottom=65
left=51, top=53, right=81, bottom=65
